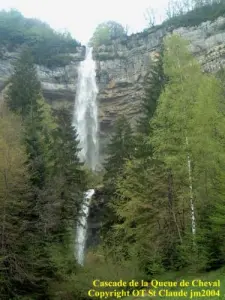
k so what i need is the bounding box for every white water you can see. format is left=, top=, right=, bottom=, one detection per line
left=73, top=47, right=99, bottom=265
left=76, top=189, right=95, bottom=265
left=73, top=47, right=99, bottom=170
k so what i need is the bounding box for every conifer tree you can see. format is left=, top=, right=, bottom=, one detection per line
left=108, top=158, right=173, bottom=273
left=0, top=103, right=50, bottom=298
left=134, top=46, right=168, bottom=162
left=50, top=106, right=87, bottom=238
left=101, top=116, right=134, bottom=245
left=103, top=115, right=134, bottom=191
left=137, top=46, right=168, bottom=136
left=7, top=48, right=41, bottom=118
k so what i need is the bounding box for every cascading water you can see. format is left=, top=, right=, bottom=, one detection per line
left=73, top=47, right=99, bottom=265
left=76, top=189, right=95, bottom=265
left=73, top=47, right=99, bottom=170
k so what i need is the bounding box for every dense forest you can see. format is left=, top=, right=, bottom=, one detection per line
left=0, top=0, right=225, bottom=299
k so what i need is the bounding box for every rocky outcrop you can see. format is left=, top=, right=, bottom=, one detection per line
left=0, top=46, right=85, bottom=106
left=1, top=17, right=225, bottom=161
left=93, top=16, right=225, bottom=156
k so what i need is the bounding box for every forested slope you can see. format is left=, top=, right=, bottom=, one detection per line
left=0, top=48, right=93, bottom=299
left=0, top=9, right=80, bottom=67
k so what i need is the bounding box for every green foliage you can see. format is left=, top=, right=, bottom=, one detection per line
left=102, top=34, right=225, bottom=278
left=103, top=115, right=134, bottom=190
left=134, top=46, right=168, bottom=162
left=6, top=48, right=41, bottom=117
left=111, top=159, right=172, bottom=274
left=0, top=9, right=80, bottom=67
left=49, top=106, right=87, bottom=233
left=151, top=34, right=225, bottom=269
left=89, top=21, right=126, bottom=47
left=103, top=47, right=171, bottom=275
left=100, top=116, right=134, bottom=248
left=0, top=104, right=32, bottom=298
left=137, top=48, right=168, bottom=136
left=163, top=0, right=225, bottom=29
left=1, top=47, right=88, bottom=299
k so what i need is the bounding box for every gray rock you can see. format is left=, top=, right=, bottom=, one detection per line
left=0, top=46, right=85, bottom=104
left=1, top=17, right=225, bottom=163
left=93, top=16, right=225, bottom=161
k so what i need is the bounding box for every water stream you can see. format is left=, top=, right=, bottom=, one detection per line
left=73, top=47, right=99, bottom=265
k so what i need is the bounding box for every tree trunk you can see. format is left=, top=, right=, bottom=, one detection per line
left=185, top=136, right=196, bottom=241
left=168, top=168, right=183, bottom=243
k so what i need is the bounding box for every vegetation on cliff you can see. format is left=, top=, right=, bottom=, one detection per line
left=162, top=0, right=225, bottom=29
left=98, top=32, right=225, bottom=283
left=89, top=21, right=127, bottom=47
left=0, top=9, right=80, bottom=67
left=0, top=48, right=89, bottom=299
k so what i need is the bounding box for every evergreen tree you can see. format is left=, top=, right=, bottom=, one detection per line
left=103, top=115, right=134, bottom=191
left=0, top=103, right=51, bottom=299
left=23, top=97, right=57, bottom=190
left=134, top=46, right=168, bottom=162
left=6, top=48, right=41, bottom=118
left=111, top=158, right=180, bottom=275
left=50, top=106, right=87, bottom=238
left=101, top=116, right=134, bottom=249
left=137, top=46, right=168, bottom=136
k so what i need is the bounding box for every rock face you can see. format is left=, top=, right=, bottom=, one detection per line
left=86, top=187, right=105, bottom=249
left=93, top=16, right=225, bottom=158
left=1, top=17, right=225, bottom=162
left=0, top=46, right=86, bottom=106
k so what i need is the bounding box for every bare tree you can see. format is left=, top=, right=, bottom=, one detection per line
left=166, top=0, right=193, bottom=19
left=144, top=6, right=157, bottom=28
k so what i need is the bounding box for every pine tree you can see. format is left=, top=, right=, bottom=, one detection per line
left=5, top=50, right=64, bottom=297
left=50, top=106, right=87, bottom=238
left=3, top=48, right=88, bottom=297
left=6, top=48, right=41, bottom=118
left=23, top=97, right=57, bottom=189
left=134, top=46, right=168, bottom=162
left=101, top=116, right=134, bottom=250
left=137, top=46, right=168, bottom=136
left=0, top=103, right=50, bottom=298
left=103, top=115, right=134, bottom=190
left=108, top=158, right=173, bottom=274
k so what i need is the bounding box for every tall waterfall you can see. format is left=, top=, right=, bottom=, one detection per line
left=73, top=47, right=99, bottom=170
left=73, top=47, right=98, bottom=265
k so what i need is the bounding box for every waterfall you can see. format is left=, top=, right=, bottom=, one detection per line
left=73, top=47, right=99, bottom=170
left=76, top=189, right=95, bottom=265
left=73, top=47, right=98, bottom=265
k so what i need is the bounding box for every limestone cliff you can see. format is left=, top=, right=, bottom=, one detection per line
left=0, top=45, right=85, bottom=106
left=1, top=16, right=225, bottom=161
left=93, top=16, right=225, bottom=155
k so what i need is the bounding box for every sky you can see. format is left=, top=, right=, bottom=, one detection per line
left=0, top=0, right=170, bottom=44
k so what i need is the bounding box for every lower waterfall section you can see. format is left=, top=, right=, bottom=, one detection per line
left=76, top=189, right=95, bottom=265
